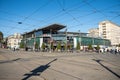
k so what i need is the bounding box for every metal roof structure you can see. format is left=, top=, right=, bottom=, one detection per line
left=23, top=24, right=66, bottom=34
left=38, top=24, right=66, bottom=32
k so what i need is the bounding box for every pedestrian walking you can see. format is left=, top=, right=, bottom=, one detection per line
left=118, top=50, right=120, bottom=54
left=13, top=47, right=15, bottom=51
left=115, top=49, right=118, bottom=55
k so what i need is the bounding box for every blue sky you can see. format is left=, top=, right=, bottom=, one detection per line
left=0, top=0, right=120, bottom=37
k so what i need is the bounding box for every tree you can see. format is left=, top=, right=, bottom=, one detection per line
left=96, top=44, right=100, bottom=50
left=64, top=43, right=67, bottom=51
left=20, top=42, right=24, bottom=48
left=88, top=44, right=93, bottom=50
left=76, top=42, right=80, bottom=50
left=41, top=43, right=45, bottom=50
left=69, top=44, right=72, bottom=50
left=0, top=31, right=3, bottom=42
left=35, top=42, right=39, bottom=49
left=51, top=42, right=54, bottom=50
left=57, top=42, right=61, bottom=51
left=118, top=44, right=120, bottom=47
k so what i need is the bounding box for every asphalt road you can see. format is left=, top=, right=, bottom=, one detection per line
left=0, top=48, right=120, bottom=80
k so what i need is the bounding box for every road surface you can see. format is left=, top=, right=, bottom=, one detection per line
left=0, top=48, right=120, bottom=80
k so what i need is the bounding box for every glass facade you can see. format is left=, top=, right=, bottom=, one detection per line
left=21, top=24, right=111, bottom=50
left=35, top=31, right=43, bottom=37
left=79, top=37, right=111, bottom=46
left=22, top=36, right=111, bottom=49
left=26, top=38, right=34, bottom=48
left=21, top=37, right=40, bottom=48
left=52, top=34, right=66, bottom=41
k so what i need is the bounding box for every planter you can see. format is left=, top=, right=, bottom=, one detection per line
left=57, top=49, right=61, bottom=52
left=88, top=50, right=93, bottom=52
left=20, top=48, right=24, bottom=51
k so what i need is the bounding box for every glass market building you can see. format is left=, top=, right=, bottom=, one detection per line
left=21, top=24, right=111, bottom=51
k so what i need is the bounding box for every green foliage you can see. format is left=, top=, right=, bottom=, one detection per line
left=51, top=42, right=54, bottom=49
left=119, top=44, right=120, bottom=47
left=88, top=44, right=93, bottom=50
left=20, top=42, right=24, bottom=48
left=41, top=43, right=45, bottom=49
left=76, top=42, right=80, bottom=50
left=64, top=43, right=67, bottom=50
left=57, top=42, right=61, bottom=50
left=69, top=44, right=72, bottom=49
left=35, top=42, right=39, bottom=49
left=0, top=40, right=4, bottom=44
left=96, top=44, right=100, bottom=50
left=0, top=31, right=3, bottom=42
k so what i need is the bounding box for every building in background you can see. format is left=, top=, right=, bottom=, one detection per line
left=7, top=33, right=22, bottom=49
left=21, top=23, right=110, bottom=51
left=88, top=28, right=99, bottom=38
left=99, top=20, right=120, bottom=46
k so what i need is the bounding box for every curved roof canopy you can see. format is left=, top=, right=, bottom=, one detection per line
left=24, top=24, right=66, bottom=35
left=38, top=24, right=66, bottom=32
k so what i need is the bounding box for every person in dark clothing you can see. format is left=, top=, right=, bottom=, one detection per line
left=115, top=49, right=117, bottom=54
left=13, top=47, right=15, bottom=51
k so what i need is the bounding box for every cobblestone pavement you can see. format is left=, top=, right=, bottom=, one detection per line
left=0, top=48, right=120, bottom=80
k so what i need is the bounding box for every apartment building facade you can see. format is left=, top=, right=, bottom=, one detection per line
left=88, top=28, right=99, bottom=38
left=99, top=21, right=120, bottom=46
left=7, top=33, right=22, bottom=49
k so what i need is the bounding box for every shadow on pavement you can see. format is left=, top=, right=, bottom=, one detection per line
left=92, top=59, right=120, bottom=78
left=22, top=58, right=57, bottom=80
left=0, top=58, right=21, bottom=64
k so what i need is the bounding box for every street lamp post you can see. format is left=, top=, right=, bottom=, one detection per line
left=24, top=32, right=27, bottom=51
left=92, top=33, right=94, bottom=48
left=78, top=30, right=81, bottom=46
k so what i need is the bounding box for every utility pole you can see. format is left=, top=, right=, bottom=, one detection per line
left=92, top=37, right=94, bottom=49
left=65, top=28, right=67, bottom=52
left=49, top=29, right=52, bottom=53
left=78, top=30, right=81, bottom=51
left=78, top=30, right=81, bottom=45
left=34, top=29, right=36, bottom=52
